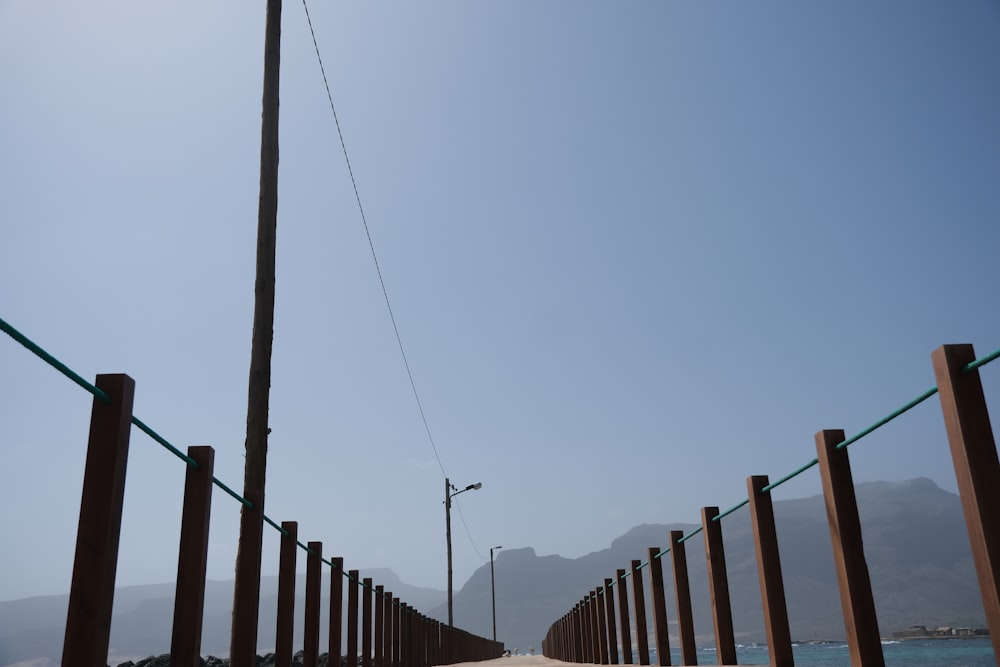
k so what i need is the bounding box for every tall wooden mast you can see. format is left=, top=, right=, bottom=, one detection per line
left=231, top=0, right=281, bottom=662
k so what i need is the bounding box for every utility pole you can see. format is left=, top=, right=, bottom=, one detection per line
left=445, top=477, right=454, bottom=627
left=491, top=545, right=503, bottom=642
left=231, top=0, right=281, bottom=662
left=444, top=479, right=482, bottom=628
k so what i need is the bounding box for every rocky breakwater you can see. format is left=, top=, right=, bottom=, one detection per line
left=112, top=652, right=346, bottom=667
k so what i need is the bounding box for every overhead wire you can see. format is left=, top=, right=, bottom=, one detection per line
left=299, top=0, right=448, bottom=481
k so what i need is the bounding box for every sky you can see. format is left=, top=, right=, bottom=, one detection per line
left=2, top=0, right=999, bottom=611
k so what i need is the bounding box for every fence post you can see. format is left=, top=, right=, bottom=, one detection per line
left=304, top=542, right=323, bottom=667
left=601, top=584, right=615, bottom=664
left=383, top=591, right=393, bottom=667
left=274, top=521, right=298, bottom=667
left=330, top=557, right=345, bottom=664
left=348, top=569, right=360, bottom=667
left=646, top=548, right=671, bottom=666
left=702, top=507, right=736, bottom=665
left=363, top=577, right=374, bottom=667
left=816, top=429, right=884, bottom=667
left=669, top=531, right=697, bottom=666
left=393, top=597, right=402, bottom=667
left=616, top=570, right=633, bottom=664
left=170, top=445, right=215, bottom=667
left=630, top=560, right=650, bottom=665
left=62, top=373, right=135, bottom=667
left=595, top=589, right=608, bottom=664
left=747, top=475, right=793, bottom=667
left=586, top=594, right=596, bottom=663
left=231, top=488, right=265, bottom=667
left=933, top=344, right=1000, bottom=653
left=375, top=585, right=385, bottom=667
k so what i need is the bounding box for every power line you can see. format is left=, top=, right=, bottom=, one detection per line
left=453, top=497, right=487, bottom=560
left=299, top=0, right=448, bottom=480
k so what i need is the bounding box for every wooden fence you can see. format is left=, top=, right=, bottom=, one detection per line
left=542, top=344, right=1000, bottom=667
left=58, top=371, right=503, bottom=667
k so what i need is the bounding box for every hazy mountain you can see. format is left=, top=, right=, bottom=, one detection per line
left=436, top=478, right=986, bottom=651
left=0, top=569, right=445, bottom=666
left=2, top=479, right=985, bottom=666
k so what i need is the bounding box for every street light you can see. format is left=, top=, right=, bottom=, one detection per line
left=491, top=545, right=503, bottom=641
left=445, top=478, right=482, bottom=626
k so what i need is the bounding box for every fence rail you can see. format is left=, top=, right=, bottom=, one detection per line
left=0, top=316, right=503, bottom=667
left=542, top=343, right=1000, bottom=667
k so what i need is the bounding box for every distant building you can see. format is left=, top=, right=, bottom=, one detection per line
left=892, top=625, right=927, bottom=638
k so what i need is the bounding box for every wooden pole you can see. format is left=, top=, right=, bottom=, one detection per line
left=747, top=475, right=793, bottom=667
left=170, top=446, right=215, bottom=667
left=275, top=521, right=298, bottom=667
left=816, top=429, right=884, bottom=667
left=702, top=507, right=736, bottom=665
left=62, top=374, right=135, bottom=667
left=933, top=344, right=1000, bottom=654
left=232, top=0, right=281, bottom=660
left=645, top=548, right=671, bottom=666
left=304, top=542, right=323, bottom=667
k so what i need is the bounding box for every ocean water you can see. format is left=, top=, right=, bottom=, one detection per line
left=641, top=637, right=995, bottom=666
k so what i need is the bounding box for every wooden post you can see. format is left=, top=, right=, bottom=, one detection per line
left=383, top=591, right=394, bottom=667
left=669, top=530, right=697, bottom=666
left=603, top=580, right=618, bottom=664
left=393, top=597, right=402, bottom=667
left=816, top=429, right=884, bottom=667
left=363, top=577, right=374, bottom=667
left=348, top=570, right=360, bottom=667
left=274, top=521, right=297, bottom=667
left=596, top=589, right=609, bottom=664
left=304, top=542, right=323, bottom=667
left=62, top=374, right=135, bottom=667
left=630, top=560, right=650, bottom=665
left=329, top=557, right=345, bottom=664
left=170, top=446, right=215, bottom=667
left=617, top=570, right=633, bottom=664
left=231, top=489, right=265, bottom=666
left=747, top=475, right=793, bottom=667
left=585, top=595, right=595, bottom=663
left=375, top=585, right=385, bottom=667
left=933, top=344, right=1000, bottom=653
left=702, top=507, right=736, bottom=665
left=646, top=549, right=671, bottom=666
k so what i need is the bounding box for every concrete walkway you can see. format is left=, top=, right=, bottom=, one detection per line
left=437, top=657, right=758, bottom=667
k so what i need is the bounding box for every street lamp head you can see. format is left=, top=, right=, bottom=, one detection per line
left=467, top=482, right=483, bottom=491
left=494, top=545, right=503, bottom=550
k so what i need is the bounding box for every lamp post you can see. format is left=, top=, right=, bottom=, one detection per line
left=445, top=478, right=482, bottom=627
left=491, top=545, right=503, bottom=641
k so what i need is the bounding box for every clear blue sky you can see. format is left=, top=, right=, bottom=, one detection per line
left=2, top=0, right=999, bottom=607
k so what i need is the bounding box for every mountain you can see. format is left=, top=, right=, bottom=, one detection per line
left=0, top=569, right=445, bottom=667
left=435, top=478, right=985, bottom=651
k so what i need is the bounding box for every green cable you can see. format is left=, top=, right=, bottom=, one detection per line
left=131, top=416, right=200, bottom=468
left=835, top=386, right=938, bottom=451
left=212, top=476, right=252, bottom=508
left=263, top=514, right=289, bottom=536
left=0, top=316, right=111, bottom=403
left=677, top=527, right=703, bottom=544
left=713, top=499, right=749, bottom=522
left=964, top=346, right=1000, bottom=372
left=761, top=458, right=819, bottom=494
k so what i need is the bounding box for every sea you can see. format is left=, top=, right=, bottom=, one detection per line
left=641, top=637, right=995, bottom=666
